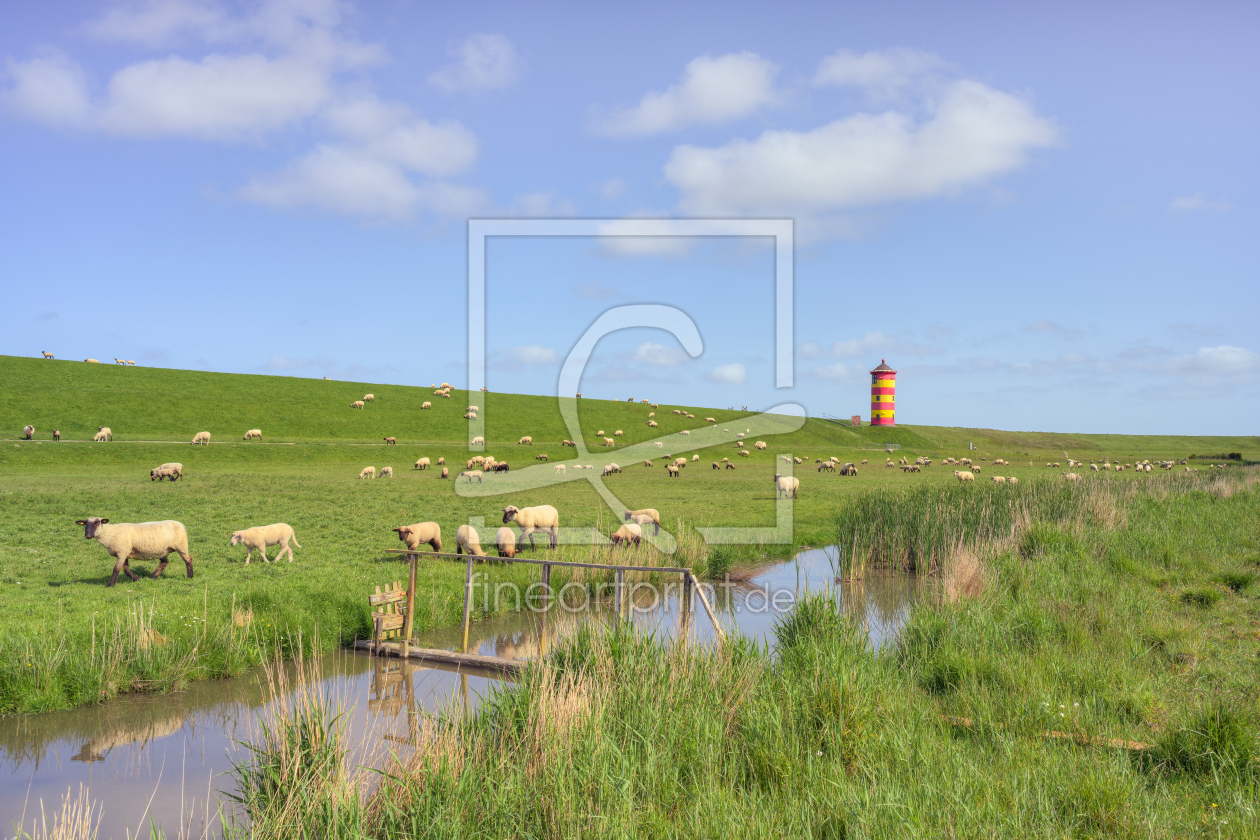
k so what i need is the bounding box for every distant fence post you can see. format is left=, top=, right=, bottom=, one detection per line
left=461, top=555, right=474, bottom=653
left=402, top=552, right=417, bottom=659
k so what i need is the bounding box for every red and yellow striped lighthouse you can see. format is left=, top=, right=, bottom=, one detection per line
left=870, top=360, right=896, bottom=426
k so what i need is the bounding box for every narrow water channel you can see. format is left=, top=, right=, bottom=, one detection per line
left=2, top=547, right=921, bottom=839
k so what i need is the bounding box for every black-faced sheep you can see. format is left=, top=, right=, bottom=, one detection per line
left=393, top=522, right=441, bottom=553
left=379, top=467, right=394, bottom=478
left=666, top=464, right=680, bottom=477
left=725, top=462, right=735, bottom=469
left=610, top=523, right=642, bottom=547
left=96, top=426, right=113, bottom=441
left=503, top=504, right=559, bottom=550
left=496, top=527, right=517, bottom=558
left=364, top=394, right=374, bottom=402
left=775, top=474, right=800, bottom=498
left=625, top=508, right=661, bottom=535
left=53, top=430, right=60, bottom=441
left=76, top=517, right=193, bottom=587
left=440, top=467, right=449, bottom=478
left=384, top=437, right=396, bottom=445
left=22, top=425, right=34, bottom=440
left=414, top=457, right=431, bottom=470
left=421, top=401, right=432, bottom=409
left=231, top=523, right=301, bottom=564
left=457, top=524, right=487, bottom=557
left=41, top=351, right=53, bottom=359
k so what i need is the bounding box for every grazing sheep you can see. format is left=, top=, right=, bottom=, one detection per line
left=704, top=417, right=716, bottom=422
left=818, top=461, right=835, bottom=472
left=460, top=470, right=483, bottom=483
left=384, top=437, right=397, bottom=445
left=393, top=522, right=441, bottom=553
left=679, top=430, right=690, bottom=436
left=691, top=454, right=700, bottom=462
left=736, top=433, right=744, bottom=439
left=85, top=359, right=99, bottom=363
left=231, top=523, right=302, bottom=564
left=666, top=464, right=680, bottom=477
left=954, top=471, right=975, bottom=483
left=495, top=527, right=517, bottom=558
left=358, top=466, right=376, bottom=479
left=53, top=430, right=60, bottom=441
left=456, top=525, right=486, bottom=557
left=364, top=394, right=374, bottom=402
left=471, top=436, right=485, bottom=446
left=440, top=467, right=449, bottom=478
left=713, top=462, right=720, bottom=469
left=351, top=400, right=365, bottom=409
left=441, top=382, right=451, bottom=389
left=492, top=463, right=510, bottom=473
left=604, top=437, right=615, bottom=446
left=414, top=457, right=431, bottom=470
left=654, top=441, right=664, bottom=448
left=379, top=467, right=394, bottom=478
left=41, top=351, right=53, bottom=359
left=754, top=441, right=767, bottom=450
left=1008, top=477, right=1019, bottom=484
left=243, top=429, right=263, bottom=441
left=614, top=430, right=624, bottom=436
left=442, top=393, right=451, bottom=399
left=775, top=474, right=800, bottom=499
left=93, top=430, right=109, bottom=442
left=97, top=426, right=113, bottom=441
left=839, top=464, right=858, bottom=476
left=650, top=403, right=658, bottom=408
left=597, top=430, right=605, bottom=437
left=648, top=412, right=655, bottom=418
left=645, top=460, right=654, bottom=467
left=861, top=459, right=868, bottom=465
left=610, top=523, right=642, bottom=547
left=127, top=360, right=135, bottom=365
left=1090, top=463, right=1099, bottom=472
left=150, top=463, right=183, bottom=481
left=725, top=462, right=735, bottom=470
left=76, top=517, right=193, bottom=588
left=503, top=504, right=560, bottom=550
left=192, top=431, right=211, bottom=445
left=603, top=463, right=622, bottom=475
left=536, top=453, right=549, bottom=461
left=673, top=410, right=681, bottom=415
left=554, top=464, right=566, bottom=474
left=22, top=425, right=34, bottom=440
left=1064, top=473, right=1083, bottom=484
left=467, top=406, right=479, bottom=413
left=464, top=412, right=477, bottom=419
left=648, top=420, right=658, bottom=427
left=422, top=401, right=432, bottom=409
left=991, top=476, right=1007, bottom=484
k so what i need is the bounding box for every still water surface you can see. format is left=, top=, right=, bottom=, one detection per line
left=2, top=547, right=921, bottom=839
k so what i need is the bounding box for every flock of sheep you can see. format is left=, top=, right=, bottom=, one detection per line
left=40, top=352, right=136, bottom=365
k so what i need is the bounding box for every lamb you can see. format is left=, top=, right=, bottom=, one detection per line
left=53, top=431, right=60, bottom=441
left=648, top=412, right=655, bottom=418
left=603, top=463, right=622, bottom=475
left=97, top=426, right=113, bottom=441
left=440, top=467, right=449, bottom=478
left=722, top=457, right=729, bottom=463
left=991, top=476, right=1007, bottom=484
left=554, top=464, right=565, bottom=473
left=692, top=454, right=700, bottom=462
left=519, top=436, right=533, bottom=445
left=243, top=429, right=263, bottom=441
left=127, top=361, right=136, bottom=366
left=738, top=449, right=750, bottom=457
left=679, top=430, right=690, bottom=436
left=614, top=430, right=624, bottom=436
left=93, top=430, right=110, bottom=442
left=362, top=394, right=374, bottom=402
left=22, top=425, right=34, bottom=440
left=971, top=466, right=981, bottom=473
left=562, top=439, right=576, bottom=447
left=192, top=431, right=211, bottom=445
left=460, top=470, right=483, bottom=483
left=464, top=412, right=477, bottom=420
left=536, top=453, right=549, bottom=461
left=359, top=466, right=376, bottom=479
left=41, top=351, right=53, bottom=359
left=437, top=457, right=445, bottom=465
left=861, top=459, right=868, bottom=465
left=839, top=464, right=858, bottom=476
left=379, top=467, right=394, bottom=478
left=231, top=523, right=302, bottom=564
left=597, top=430, right=605, bottom=437
left=472, top=436, right=485, bottom=446
left=666, top=464, right=680, bottom=477
left=648, top=420, right=658, bottom=427
left=76, top=517, right=193, bottom=588
left=422, top=401, right=432, bottom=409
left=393, top=521, right=442, bottom=553
left=456, top=525, right=486, bottom=557
left=150, top=463, right=183, bottom=481
left=502, top=504, right=560, bottom=550
left=384, top=437, right=397, bottom=445
left=415, top=457, right=431, bottom=470
left=713, top=462, right=720, bottom=469
left=496, top=527, right=517, bottom=558
left=610, top=523, right=642, bottom=547
left=351, top=401, right=365, bottom=409
left=725, top=462, right=735, bottom=469
left=795, top=457, right=803, bottom=464
left=775, top=474, right=800, bottom=499
left=954, top=471, right=975, bottom=483
left=604, top=437, right=615, bottom=446
left=654, top=441, right=664, bottom=448
left=645, top=460, right=654, bottom=467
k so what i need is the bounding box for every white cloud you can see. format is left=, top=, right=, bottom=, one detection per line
left=595, top=217, right=696, bottom=258
left=1167, top=346, right=1260, bottom=376
left=830, top=331, right=893, bottom=358
left=85, top=0, right=234, bottom=46
left=797, top=341, right=825, bottom=359
left=814, top=47, right=944, bottom=97
left=2, top=50, right=92, bottom=126
left=706, top=362, right=746, bottom=384
left=593, top=52, right=778, bottom=136
left=600, top=178, right=626, bottom=201
left=664, top=78, right=1058, bottom=224
left=428, top=33, right=522, bottom=93
left=633, top=342, right=690, bottom=366
left=1168, top=192, right=1233, bottom=214
left=322, top=97, right=478, bottom=177
left=487, top=345, right=559, bottom=372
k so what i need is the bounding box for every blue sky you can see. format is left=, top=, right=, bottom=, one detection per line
left=2, top=0, right=1256, bottom=434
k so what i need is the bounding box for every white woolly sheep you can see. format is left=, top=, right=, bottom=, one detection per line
left=42, top=351, right=53, bottom=359
left=441, top=467, right=449, bottom=478
left=1008, top=477, right=1019, bottom=484
left=384, top=437, right=397, bottom=445
left=991, top=476, right=1007, bottom=484
left=554, top=464, right=565, bottom=474
left=503, top=504, right=559, bottom=550
left=818, top=461, right=835, bottom=472
left=1090, top=463, right=1099, bottom=472
left=648, top=420, right=658, bottom=427
left=736, top=433, right=744, bottom=439
left=85, top=359, right=99, bottom=363
left=775, top=474, right=800, bottom=499
left=414, top=457, right=431, bottom=470
left=738, top=449, right=750, bottom=457
left=536, top=453, right=549, bottom=461
left=364, top=394, right=374, bottom=402
left=610, top=523, right=642, bottom=547
left=422, top=401, right=432, bottom=409
left=150, top=463, right=183, bottom=481
left=379, top=467, right=394, bottom=478
left=1064, top=473, right=1083, bottom=483
left=704, top=417, right=716, bottom=422
left=954, top=471, right=975, bottom=483
left=97, top=426, right=113, bottom=441
left=654, top=441, right=663, bottom=448
left=679, top=430, right=690, bottom=436
left=127, top=360, right=135, bottom=365
left=22, top=425, right=34, bottom=439
left=358, top=466, right=376, bottom=479
left=393, top=522, right=441, bottom=552
left=614, top=430, right=623, bottom=436
left=243, top=429, right=262, bottom=441
left=603, top=463, right=622, bottom=475
left=53, top=430, right=60, bottom=441
left=454, top=525, right=486, bottom=557
left=231, top=523, right=302, bottom=564
left=648, top=412, right=655, bottom=418
left=692, top=454, right=700, bottom=461
left=464, top=412, right=477, bottom=419
left=795, top=457, right=803, bottom=464
left=725, top=462, right=735, bottom=470
left=604, top=437, right=615, bottom=446
left=519, top=436, right=533, bottom=445
left=754, top=441, right=767, bottom=450
left=351, top=400, right=365, bottom=409
left=437, top=457, right=445, bottom=465
left=666, top=464, right=680, bottom=477
left=192, top=431, right=211, bottom=445
left=76, top=517, right=193, bottom=588
left=597, top=429, right=605, bottom=437
left=496, top=527, right=517, bottom=558
left=460, top=470, right=483, bottom=483
left=471, top=436, right=484, bottom=446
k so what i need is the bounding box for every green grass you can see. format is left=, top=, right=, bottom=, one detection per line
left=2, top=353, right=1257, bottom=716
left=227, top=468, right=1260, bottom=839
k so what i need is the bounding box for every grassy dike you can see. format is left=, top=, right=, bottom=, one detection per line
left=231, top=470, right=1260, bottom=839
left=1, top=353, right=1256, bottom=717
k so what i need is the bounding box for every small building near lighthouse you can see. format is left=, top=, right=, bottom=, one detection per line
left=870, top=360, right=896, bottom=426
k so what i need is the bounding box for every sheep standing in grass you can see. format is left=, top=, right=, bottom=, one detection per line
left=604, top=437, right=615, bottom=447
left=243, top=429, right=262, bottom=441
left=554, top=464, right=566, bottom=474
left=774, top=474, right=800, bottom=499
left=22, top=425, right=34, bottom=440
left=379, top=467, right=394, bottom=478
left=614, top=430, right=623, bottom=437
left=231, top=523, right=302, bottom=564
left=393, top=522, right=441, bottom=553
left=53, top=431, right=60, bottom=441
left=536, top=453, right=549, bottom=461
left=150, top=463, right=183, bottom=481
left=472, top=436, right=484, bottom=446
left=725, top=462, right=735, bottom=470
left=414, top=457, right=431, bottom=470
left=440, top=467, right=449, bottom=479
left=603, top=463, right=622, bottom=475
left=954, top=470, right=975, bottom=483
left=422, top=401, right=432, bottom=409
left=85, top=359, right=99, bottom=363
left=76, top=517, right=193, bottom=587
left=503, top=504, right=560, bottom=550
left=351, top=400, right=364, bottom=409
left=610, top=523, right=642, bottom=547
left=648, top=420, right=658, bottom=428
left=97, top=426, right=113, bottom=441
left=519, top=436, right=533, bottom=445
left=364, top=394, right=374, bottom=402
left=192, top=431, right=210, bottom=445
left=384, top=437, right=396, bottom=445
left=1064, top=473, right=1083, bottom=484
left=42, top=351, right=53, bottom=359
left=754, top=441, right=767, bottom=450
left=666, top=464, right=680, bottom=477
left=496, top=527, right=517, bottom=558
left=359, top=466, right=376, bottom=479
left=460, top=470, right=483, bottom=483
left=456, top=525, right=486, bottom=557
left=991, top=476, right=1007, bottom=484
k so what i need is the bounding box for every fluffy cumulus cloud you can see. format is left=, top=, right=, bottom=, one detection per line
left=1166, top=345, right=1260, bottom=377
left=706, top=362, right=746, bottom=384
left=2, top=0, right=482, bottom=221
left=593, top=52, right=779, bottom=136
left=1168, top=192, right=1233, bottom=214
left=813, top=47, right=945, bottom=97
left=428, top=33, right=523, bottom=93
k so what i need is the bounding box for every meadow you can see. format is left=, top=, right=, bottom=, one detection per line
left=1, top=354, right=1256, bottom=716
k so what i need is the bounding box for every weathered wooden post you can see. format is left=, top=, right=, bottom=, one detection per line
left=689, top=573, right=725, bottom=641
left=613, top=569, right=624, bottom=628
left=540, top=562, right=552, bottom=656
left=680, top=571, right=694, bottom=638
left=402, top=552, right=417, bottom=659
left=461, top=554, right=474, bottom=653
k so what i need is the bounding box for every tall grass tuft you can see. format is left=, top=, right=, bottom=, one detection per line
left=13, top=784, right=101, bottom=840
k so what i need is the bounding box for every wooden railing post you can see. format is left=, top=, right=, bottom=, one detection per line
left=461, top=554, right=474, bottom=653
left=540, top=562, right=552, bottom=656
left=402, top=552, right=417, bottom=659
left=613, top=570, right=624, bottom=628
left=689, top=573, right=725, bottom=641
